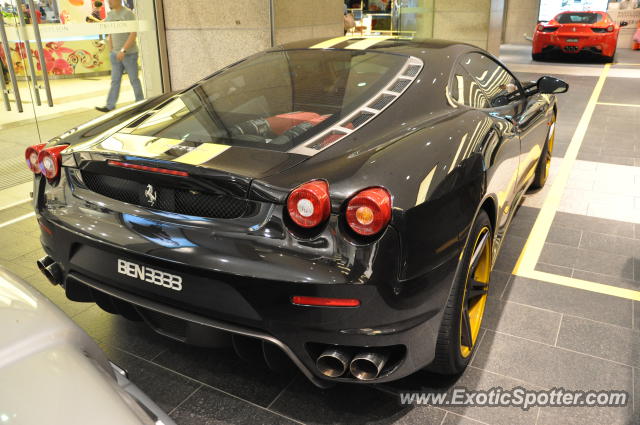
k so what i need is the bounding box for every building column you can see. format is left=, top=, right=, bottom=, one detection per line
left=162, top=0, right=343, bottom=90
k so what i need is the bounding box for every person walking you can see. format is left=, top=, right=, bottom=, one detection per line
left=96, top=0, right=143, bottom=112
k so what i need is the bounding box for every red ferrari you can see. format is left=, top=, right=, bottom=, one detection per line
left=532, top=11, right=627, bottom=62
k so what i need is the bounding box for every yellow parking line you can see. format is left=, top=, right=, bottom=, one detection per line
left=513, top=64, right=612, bottom=275
left=309, top=36, right=352, bottom=49
left=520, top=270, right=640, bottom=301
left=597, top=102, right=640, bottom=108
left=510, top=63, right=640, bottom=302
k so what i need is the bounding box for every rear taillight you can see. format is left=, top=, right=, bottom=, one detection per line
left=287, top=180, right=331, bottom=228
left=537, top=25, right=558, bottom=32
left=346, top=187, right=391, bottom=236
left=25, top=143, right=47, bottom=174
left=37, top=145, right=69, bottom=181
left=606, top=25, right=614, bottom=32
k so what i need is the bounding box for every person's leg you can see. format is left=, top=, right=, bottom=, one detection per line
left=105, top=51, right=124, bottom=110
left=122, top=52, right=144, bottom=102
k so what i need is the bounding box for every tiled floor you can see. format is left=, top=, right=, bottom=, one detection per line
left=1, top=46, right=640, bottom=425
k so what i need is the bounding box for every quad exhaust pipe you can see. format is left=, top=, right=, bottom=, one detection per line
left=316, top=348, right=351, bottom=378
left=349, top=351, right=389, bottom=381
left=316, top=347, right=389, bottom=380
left=37, top=256, right=62, bottom=286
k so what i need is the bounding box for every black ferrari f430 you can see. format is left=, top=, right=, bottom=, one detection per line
left=28, top=37, right=567, bottom=386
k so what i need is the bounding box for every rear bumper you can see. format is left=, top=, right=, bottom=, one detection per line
left=35, top=175, right=460, bottom=385
left=532, top=33, right=616, bottom=56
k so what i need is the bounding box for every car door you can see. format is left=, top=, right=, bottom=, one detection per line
left=450, top=53, right=520, bottom=236
left=457, top=52, right=525, bottom=235
left=516, top=87, right=553, bottom=191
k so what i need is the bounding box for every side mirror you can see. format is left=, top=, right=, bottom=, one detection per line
left=537, top=76, right=569, bottom=94
left=620, top=21, right=628, bottom=27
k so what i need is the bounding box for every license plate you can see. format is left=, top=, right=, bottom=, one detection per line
left=117, top=258, right=183, bottom=291
left=566, top=38, right=579, bottom=43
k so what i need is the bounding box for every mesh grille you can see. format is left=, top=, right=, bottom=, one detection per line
left=81, top=171, right=248, bottom=219
left=368, top=94, right=395, bottom=110
left=348, top=112, right=375, bottom=129
left=403, top=65, right=421, bottom=77
left=388, top=78, right=411, bottom=93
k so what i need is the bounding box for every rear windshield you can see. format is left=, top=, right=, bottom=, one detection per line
left=556, top=12, right=602, bottom=24
left=131, top=50, right=407, bottom=152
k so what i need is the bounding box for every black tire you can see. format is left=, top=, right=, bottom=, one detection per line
left=532, top=53, right=545, bottom=61
left=602, top=53, right=615, bottom=63
left=530, top=112, right=556, bottom=190
left=431, top=210, right=492, bottom=375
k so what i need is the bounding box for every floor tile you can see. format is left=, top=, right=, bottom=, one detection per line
left=555, top=315, right=640, bottom=367
left=171, top=385, right=298, bottom=425
left=482, top=297, right=562, bottom=345
left=152, top=341, right=296, bottom=408
left=494, top=235, right=526, bottom=273
left=536, top=403, right=635, bottom=425
left=501, top=275, right=632, bottom=328
left=578, top=231, right=640, bottom=257
left=552, top=212, right=634, bottom=238
left=270, top=376, right=409, bottom=424
left=100, top=344, right=202, bottom=413
left=472, top=331, right=633, bottom=392
left=441, top=413, right=486, bottom=425
left=538, top=243, right=579, bottom=269
left=571, top=269, right=640, bottom=292
left=387, top=367, right=541, bottom=425
left=546, top=225, right=582, bottom=247
left=573, top=249, right=634, bottom=281
left=535, top=262, right=573, bottom=278
left=488, top=270, right=510, bottom=298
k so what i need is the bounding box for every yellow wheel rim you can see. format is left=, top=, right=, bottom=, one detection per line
left=459, top=226, right=491, bottom=358
left=544, top=117, right=556, bottom=179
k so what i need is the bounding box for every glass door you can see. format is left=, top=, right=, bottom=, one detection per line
left=0, top=0, right=42, bottom=194
left=0, top=0, right=164, bottom=194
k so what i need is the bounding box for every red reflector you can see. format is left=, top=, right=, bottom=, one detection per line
left=107, top=160, right=189, bottom=177
left=38, top=220, right=53, bottom=236
left=291, top=296, right=360, bottom=307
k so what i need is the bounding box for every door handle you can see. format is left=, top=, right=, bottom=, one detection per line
left=0, top=14, right=23, bottom=112
left=27, top=0, right=53, bottom=107
left=15, top=4, right=42, bottom=106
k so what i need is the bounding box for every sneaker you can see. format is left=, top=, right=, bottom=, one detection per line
left=95, top=106, right=112, bottom=112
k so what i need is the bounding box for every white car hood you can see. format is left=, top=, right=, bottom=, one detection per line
left=0, top=268, right=163, bottom=425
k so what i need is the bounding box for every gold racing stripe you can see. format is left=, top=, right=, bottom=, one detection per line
left=173, top=143, right=230, bottom=165
left=346, top=36, right=392, bottom=50
left=310, top=36, right=353, bottom=49
left=145, top=138, right=183, bottom=155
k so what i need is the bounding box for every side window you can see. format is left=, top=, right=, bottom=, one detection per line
left=449, top=63, right=490, bottom=109
left=461, top=52, right=523, bottom=108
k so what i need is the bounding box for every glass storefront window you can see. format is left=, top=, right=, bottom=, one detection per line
left=0, top=0, right=163, bottom=193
